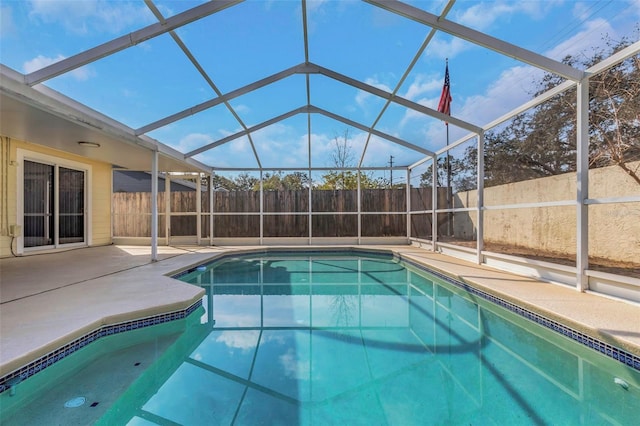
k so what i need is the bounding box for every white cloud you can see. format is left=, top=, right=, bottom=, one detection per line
left=455, top=2, right=517, bottom=30
left=175, top=132, right=215, bottom=153
left=399, top=98, right=434, bottom=129
left=187, top=128, right=253, bottom=167
left=401, top=13, right=624, bottom=152
left=305, top=0, right=330, bottom=14
left=216, top=330, right=259, bottom=350
left=248, top=123, right=308, bottom=167
left=402, top=73, right=441, bottom=101
left=28, top=0, right=154, bottom=34
left=309, top=132, right=334, bottom=167
left=233, top=104, right=251, bottom=115
left=454, top=0, right=560, bottom=30
left=396, top=73, right=446, bottom=129
left=361, top=135, right=417, bottom=167
left=545, top=18, right=615, bottom=62
left=120, top=88, right=136, bottom=98
left=23, top=54, right=93, bottom=80
left=355, top=77, right=392, bottom=108
left=427, top=37, right=471, bottom=61
left=230, top=136, right=250, bottom=154
left=1, top=6, right=16, bottom=36
left=308, top=129, right=368, bottom=168
left=23, top=54, right=64, bottom=73
left=279, top=347, right=310, bottom=380
left=395, top=63, right=544, bottom=153
left=304, top=0, right=334, bottom=34
left=633, top=0, right=640, bottom=18
left=457, top=65, right=543, bottom=126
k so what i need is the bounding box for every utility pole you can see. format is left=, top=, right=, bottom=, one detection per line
left=389, top=155, right=394, bottom=188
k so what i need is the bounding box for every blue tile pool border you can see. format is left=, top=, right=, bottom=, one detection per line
left=0, top=300, right=202, bottom=395
left=398, top=255, right=640, bottom=373
left=175, top=248, right=640, bottom=373
left=172, top=248, right=394, bottom=280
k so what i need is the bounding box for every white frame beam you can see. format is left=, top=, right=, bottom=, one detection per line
left=185, top=107, right=307, bottom=158
left=476, top=132, right=484, bottom=264
left=360, top=0, right=456, bottom=167
left=135, top=65, right=302, bottom=135
left=367, top=0, right=584, bottom=82
left=432, top=154, right=438, bottom=248
left=185, top=105, right=434, bottom=159
left=576, top=80, right=589, bottom=291
left=314, top=64, right=482, bottom=134
left=309, top=106, right=434, bottom=156
left=151, top=150, right=158, bottom=261
left=24, top=0, right=241, bottom=86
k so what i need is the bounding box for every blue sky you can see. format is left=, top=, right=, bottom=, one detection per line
left=1, top=0, right=639, bottom=178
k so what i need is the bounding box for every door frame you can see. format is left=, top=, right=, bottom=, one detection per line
left=17, top=149, right=92, bottom=254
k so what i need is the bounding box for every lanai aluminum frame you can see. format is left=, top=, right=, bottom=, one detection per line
left=2, top=0, right=639, bottom=302
left=122, top=1, right=639, bottom=300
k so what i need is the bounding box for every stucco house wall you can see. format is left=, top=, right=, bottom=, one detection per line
left=0, top=136, right=112, bottom=258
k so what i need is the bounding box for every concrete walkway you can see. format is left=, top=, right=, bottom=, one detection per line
left=1, top=244, right=639, bottom=379
left=0, top=245, right=223, bottom=376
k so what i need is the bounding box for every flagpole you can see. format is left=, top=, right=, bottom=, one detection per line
left=446, top=120, right=452, bottom=236
left=438, top=58, right=453, bottom=238
left=445, top=59, right=452, bottom=236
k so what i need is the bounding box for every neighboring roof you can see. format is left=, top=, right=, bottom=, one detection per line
left=113, top=170, right=201, bottom=193
left=1, top=1, right=639, bottom=174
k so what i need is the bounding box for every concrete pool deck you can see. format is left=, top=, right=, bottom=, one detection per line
left=1, top=244, right=639, bottom=379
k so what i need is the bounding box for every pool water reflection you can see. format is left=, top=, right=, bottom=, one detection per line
left=99, top=252, right=640, bottom=425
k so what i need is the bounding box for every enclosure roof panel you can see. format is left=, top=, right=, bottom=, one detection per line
left=1, top=0, right=638, bottom=172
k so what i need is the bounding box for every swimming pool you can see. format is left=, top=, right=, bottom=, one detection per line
left=1, top=251, right=637, bottom=425
left=0, top=312, right=195, bottom=425
left=96, top=251, right=639, bottom=425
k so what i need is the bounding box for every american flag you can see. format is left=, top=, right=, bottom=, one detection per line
left=437, top=61, right=452, bottom=118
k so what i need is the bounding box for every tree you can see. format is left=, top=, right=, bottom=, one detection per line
left=258, top=171, right=310, bottom=191
left=320, top=129, right=357, bottom=190
left=211, top=174, right=236, bottom=190
left=282, top=172, right=311, bottom=190
left=318, top=129, right=384, bottom=189
left=455, top=34, right=640, bottom=188
left=234, top=172, right=259, bottom=190
left=211, top=172, right=259, bottom=191
left=587, top=38, right=640, bottom=183
left=419, top=154, right=476, bottom=192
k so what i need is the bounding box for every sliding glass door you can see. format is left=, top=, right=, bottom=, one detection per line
left=23, top=160, right=86, bottom=248
left=59, top=167, right=85, bottom=244
left=24, top=160, right=54, bottom=247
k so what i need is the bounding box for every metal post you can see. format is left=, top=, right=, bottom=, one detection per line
left=259, top=170, right=264, bottom=244
left=576, top=80, right=589, bottom=291
left=151, top=150, right=158, bottom=262
left=209, top=173, right=214, bottom=246
left=308, top=170, right=312, bottom=243
left=406, top=168, right=411, bottom=240
left=196, top=173, right=201, bottom=246
left=446, top=124, right=452, bottom=237
left=165, top=173, right=171, bottom=246
left=431, top=154, right=438, bottom=250
left=476, top=132, right=484, bottom=264
left=357, top=171, right=362, bottom=244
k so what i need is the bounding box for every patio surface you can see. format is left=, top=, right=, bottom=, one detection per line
left=1, top=244, right=639, bottom=379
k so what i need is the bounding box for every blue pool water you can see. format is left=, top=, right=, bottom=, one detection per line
left=2, top=251, right=638, bottom=425
left=96, top=251, right=639, bottom=425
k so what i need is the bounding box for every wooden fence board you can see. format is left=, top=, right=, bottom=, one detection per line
left=113, top=189, right=425, bottom=238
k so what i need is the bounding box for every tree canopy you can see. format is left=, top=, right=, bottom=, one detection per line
left=421, top=35, right=639, bottom=191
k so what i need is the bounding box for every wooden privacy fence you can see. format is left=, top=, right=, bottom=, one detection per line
left=113, top=188, right=445, bottom=238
